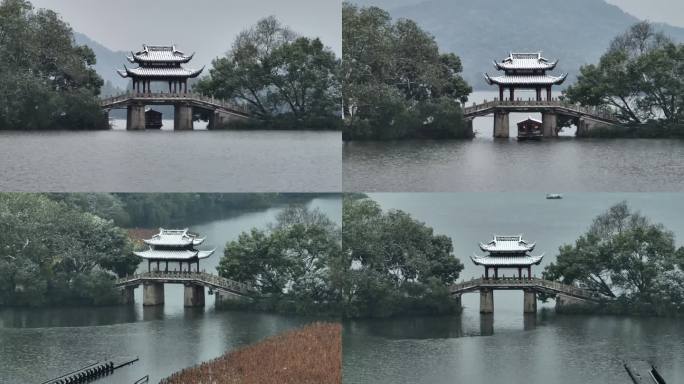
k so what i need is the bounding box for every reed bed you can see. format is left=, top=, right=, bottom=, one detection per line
left=160, top=322, right=342, bottom=384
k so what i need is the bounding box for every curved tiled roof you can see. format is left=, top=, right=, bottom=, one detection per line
left=134, top=248, right=216, bottom=260
left=128, top=45, right=194, bottom=64
left=143, top=228, right=206, bottom=247
left=479, top=235, right=536, bottom=253
left=118, top=66, right=204, bottom=79
left=494, top=52, right=558, bottom=70
left=484, top=73, right=567, bottom=86
left=471, top=253, right=545, bottom=267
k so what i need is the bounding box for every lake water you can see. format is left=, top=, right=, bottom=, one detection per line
left=0, top=121, right=341, bottom=192
left=0, top=197, right=341, bottom=384
left=343, top=91, right=684, bottom=192
left=342, top=193, right=684, bottom=384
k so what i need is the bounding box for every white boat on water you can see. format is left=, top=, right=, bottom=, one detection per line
left=546, top=194, right=563, bottom=200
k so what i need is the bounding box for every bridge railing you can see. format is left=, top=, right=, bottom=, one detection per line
left=449, top=276, right=601, bottom=300
left=100, top=91, right=250, bottom=115
left=462, top=98, right=617, bottom=121
left=115, top=271, right=255, bottom=295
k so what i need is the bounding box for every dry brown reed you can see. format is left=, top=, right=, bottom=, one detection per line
left=159, top=322, right=342, bottom=384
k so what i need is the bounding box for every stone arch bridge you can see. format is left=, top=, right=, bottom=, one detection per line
left=450, top=277, right=604, bottom=314
left=100, top=92, right=251, bottom=130
left=115, top=271, right=255, bottom=308
left=463, top=99, right=620, bottom=138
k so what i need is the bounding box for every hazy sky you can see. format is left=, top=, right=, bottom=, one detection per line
left=607, top=0, right=684, bottom=27
left=29, top=0, right=341, bottom=64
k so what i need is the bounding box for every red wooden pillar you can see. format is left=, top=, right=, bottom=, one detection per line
left=499, top=86, right=504, bottom=101
left=528, top=266, right=532, bottom=279
left=494, top=267, right=499, bottom=279
left=536, top=88, right=541, bottom=101
left=546, top=86, right=552, bottom=101
left=485, top=267, right=489, bottom=279
left=509, top=88, right=514, bottom=101
left=518, top=267, right=522, bottom=278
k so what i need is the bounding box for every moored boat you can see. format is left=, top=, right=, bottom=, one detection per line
left=517, top=117, right=543, bottom=141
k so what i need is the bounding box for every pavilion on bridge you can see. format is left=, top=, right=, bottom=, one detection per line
left=485, top=52, right=567, bottom=101
left=134, top=228, right=215, bottom=273
left=471, top=235, right=544, bottom=279
left=117, top=45, right=204, bottom=94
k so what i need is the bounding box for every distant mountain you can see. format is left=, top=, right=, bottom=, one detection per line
left=350, top=0, right=684, bottom=89
left=73, top=32, right=129, bottom=92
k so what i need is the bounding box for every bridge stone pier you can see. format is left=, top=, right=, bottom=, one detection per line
left=524, top=290, right=537, bottom=313
left=143, top=282, right=165, bottom=306
left=542, top=112, right=558, bottom=137
left=480, top=288, right=494, bottom=313
left=555, top=293, right=595, bottom=313
left=493, top=112, right=510, bottom=138
left=126, top=104, right=146, bottom=131
left=184, top=284, right=205, bottom=307
left=174, top=103, right=194, bottom=131
left=576, top=116, right=617, bottom=137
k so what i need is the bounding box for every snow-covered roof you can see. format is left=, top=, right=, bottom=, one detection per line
left=519, top=116, right=543, bottom=125
left=471, top=253, right=544, bottom=267
left=143, top=228, right=205, bottom=247
left=479, top=235, right=536, bottom=253
left=484, top=73, right=567, bottom=86
left=127, top=45, right=194, bottom=64
left=133, top=248, right=215, bottom=260
left=117, top=65, right=204, bottom=79
left=494, top=52, right=558, bottom=70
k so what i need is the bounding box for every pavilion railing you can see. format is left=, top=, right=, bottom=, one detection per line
left=100, top=91, right=251, bottom=116
left=115, top=271, right=254, bottom=296
left=449, top=276, right=602, bottom=301
left=462, top=98, right=617, bottom=121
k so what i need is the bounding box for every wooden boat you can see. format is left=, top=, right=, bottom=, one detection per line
left=517, top=117, right=543, bottom=141
left=145, top=108, right=163, bottom=129
left=546, top=194, right=563, bottom=200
